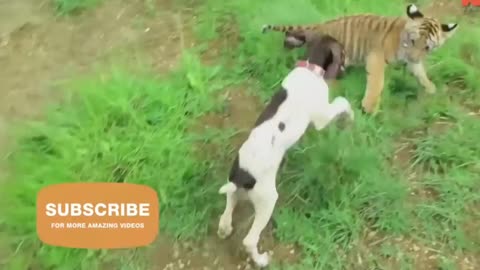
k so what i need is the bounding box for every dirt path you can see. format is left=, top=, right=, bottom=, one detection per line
left=0, top=0, right=188, bottom=155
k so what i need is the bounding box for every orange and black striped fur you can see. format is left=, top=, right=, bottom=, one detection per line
left=262, top=4, right=458, bottom=114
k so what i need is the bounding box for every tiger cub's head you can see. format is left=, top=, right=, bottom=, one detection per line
left=401, top=4, right=458, bottom=63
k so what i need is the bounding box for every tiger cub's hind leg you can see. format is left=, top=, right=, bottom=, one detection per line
left=362, top=51, right=386, bottom=114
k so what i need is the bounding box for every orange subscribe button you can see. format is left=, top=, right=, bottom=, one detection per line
left=36, top=182, right=159, bottom=249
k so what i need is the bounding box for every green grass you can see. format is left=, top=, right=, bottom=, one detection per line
left=0, top=54, right=233, bottom=269
left=1, top=0, right=480, bottom=269
left=53, top=0, right=102, bottom=15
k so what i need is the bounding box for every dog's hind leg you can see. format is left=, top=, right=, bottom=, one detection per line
left=243, top=182, right=278, bottom=267
left=218, top=190, right=238, bottom=239
left=312, top=96, right=354, bottom=130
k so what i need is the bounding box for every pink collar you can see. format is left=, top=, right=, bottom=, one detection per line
left=296, top=60, right=325, bottom=77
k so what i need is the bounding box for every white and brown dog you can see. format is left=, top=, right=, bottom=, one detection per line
left=217, top=34, right=354, bottom=267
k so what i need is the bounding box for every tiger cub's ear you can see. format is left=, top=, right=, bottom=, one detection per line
left=406, top=4, right=424, bottom=19
left=441, top=23, right=458, bottom=32
left=441, top=23, right=458, bottom=38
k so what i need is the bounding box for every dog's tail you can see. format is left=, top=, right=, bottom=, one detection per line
left=218, top=182, right=237, bottom=194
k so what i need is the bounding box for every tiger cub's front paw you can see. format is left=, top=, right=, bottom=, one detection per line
left=424, top=81, right=437, bottom=94
left=361, top=97, right=379, bottom=114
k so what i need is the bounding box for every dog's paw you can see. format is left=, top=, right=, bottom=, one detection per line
left=335, top=112, right=353, bottom=129
left=217, top=224, right=233, bottom=239
left=252, top=252, right=270, bottom=268
left=424, top=81, right=437, bottom=94
left=346, top=105, right=354, bottom=122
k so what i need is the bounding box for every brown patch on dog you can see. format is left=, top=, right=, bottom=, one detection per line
left=303, top=34, right=346, bottom=80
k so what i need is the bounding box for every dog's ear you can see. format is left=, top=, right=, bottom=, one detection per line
left=284, top=31, right=306, bottom=49
left=324, top=44, right=345, bottom=79
left=324, top=61, right=341, bottom=79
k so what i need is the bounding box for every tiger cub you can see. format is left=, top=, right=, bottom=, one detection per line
left=262, top=4, right=458, bottom=114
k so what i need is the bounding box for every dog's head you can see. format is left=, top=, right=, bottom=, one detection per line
left=304, top=34, right=346, bottom=80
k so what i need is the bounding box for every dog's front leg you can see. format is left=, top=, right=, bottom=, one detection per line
left=243, top=183, right=278, bottom=267
left=312, top=97, right=354, bottom=130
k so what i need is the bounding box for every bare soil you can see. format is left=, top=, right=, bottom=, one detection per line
left=0, top=0, right=189, bottom=162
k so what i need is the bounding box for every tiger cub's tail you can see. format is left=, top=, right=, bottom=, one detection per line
left=261, top=24, right=318, bottom=34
